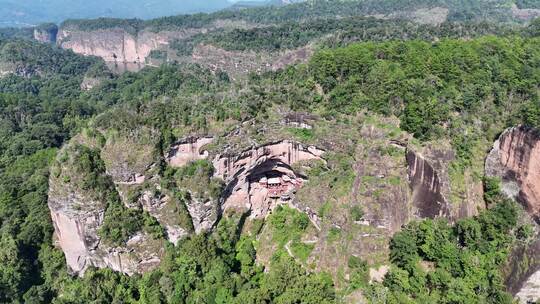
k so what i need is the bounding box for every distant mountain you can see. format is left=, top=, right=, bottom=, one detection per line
left=230, top=0, right=304, bottom=9
left=0, top=0, right=233, bottom=27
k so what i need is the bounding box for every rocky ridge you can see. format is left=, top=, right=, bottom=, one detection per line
left=48, top=139, right=164, bottom=275
left=48, top=120, right=540, bottom=303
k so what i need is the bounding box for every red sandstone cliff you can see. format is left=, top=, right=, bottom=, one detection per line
left=486, top=126, right=540, bottom=220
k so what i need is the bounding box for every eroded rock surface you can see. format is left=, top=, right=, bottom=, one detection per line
left=214, top=140, right=325, bottom=218
left=504, top=239, right=540, bottom=304
left=48, top=142, right=164, bottom=276
left=486, top=126, right=540, bottom=220
left=406, top=149, right=451, bottom=219
left=80, top=76, right=102, bottom=90
left=57, top=27, right=198, bottom=63
left=189, top=43, right=314, bottom=80
left=167, top=137, right=214, bottom=167
left=34, top=24, right=58, bottom=43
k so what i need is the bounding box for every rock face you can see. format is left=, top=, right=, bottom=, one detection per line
left=504, top=239, right=540, bottom=304
left=512, top=4, right=540, bottom=21
left=34, top=24, right=58, bottom=43
left=406, top=146, right=484, bottom=221
left=48, top=141, right=164, bottom=276
left=80, top=76, right=102, bottom=90
left=486, top=126, right=540, bottom=220
left=185, top=197, right=219, bottom=234
left=406, top=149, right=450, bottom=218
left=167, top=137, right=214, bottom=167
left=213, top=140, right=325, bottom=218
left=57, top=27, right=199, bottom=63
left=55, top=25, right=314, bottom=78
left=189, top=43, right=314, bottom=80
left=487, top=126, right=540, bottom=303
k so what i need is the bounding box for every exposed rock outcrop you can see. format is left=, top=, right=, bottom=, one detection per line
left=504, top=239, right=540, bottom=304
left=167, top=137, right=214, bottom=167
left=138, top=190, right=190, bottom=245
left=406, top=149, right=451, bottom=219
left=213, top=140, right=325, bottom=218
left=48, top=142, right=164, bottom=275
left=369, top=7, right=449, bottom=25
left=487, top=126, right=540, bottom=303
left=189, top=43, right=314, bottom=80
left=486, top=126, right=540, bottom=220
left=512, top=4, right=540, bottom=21
left=185, top=197, right=219, bottom=234
left=80, top=76, right=103, bottom=90
left=281, top=112, right=318, bottom=130
left=57, top=27, right=199, bottom=63
left=34, top=23, right=58, bottom=43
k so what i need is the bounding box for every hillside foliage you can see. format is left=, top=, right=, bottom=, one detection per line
left=0, top=3, right=539, bottom=303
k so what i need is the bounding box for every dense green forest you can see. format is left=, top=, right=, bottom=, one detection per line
left=61, top=0, right=528, bottom=33
left=0, top=0, right=232, bottom=28
left=170, top=17, right=520, bottom=55
left=0, top=2, right=539, bottom=303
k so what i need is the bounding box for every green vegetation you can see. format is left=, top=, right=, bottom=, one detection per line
left=53, top=218, right=334, bottom=304
left=366, top=200, right=519, bottom=303
left=516, top=0, right=540, bottom=9
left=350, top=205, right=365, bottom=221
left=269, top=205, right=311, bottom=247
left=305, top=36, right=540, bottom=150
left=61, top=0, right=529, bottom=35
left=348, top=255, right=370, bottom=289
left=163, top=160, right=224, bottom=202
left=181, top=17, right=519, bottom=54
left=35, top=23, right=58, bottom=34
left=0, top=28, right=33, bottom=40
left=288, top=127, right=315, bottom=141
left=0, top=3, right=539, bottom=303
left=0, top=39, right=104, bottom=77
left=62, top=18, right=145, bottom=35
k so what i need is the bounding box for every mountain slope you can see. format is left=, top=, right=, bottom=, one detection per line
left=0, top=0, right=232, bottom=27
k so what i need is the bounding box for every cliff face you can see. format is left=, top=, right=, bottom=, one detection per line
left=486, top=126, right=540, bottom=302
left=167, top=138, right=326, bottom=220
left=57, top=27, right=199, bottom=63
left=504, top=239, right=540, bottom=304
left=54, top=24, right=314, bottom=77
left=167, top=137, right=214, bottom=167
left=486, top=126, right=540, bottom=220
left=406, top=149, right=451, bottom=219
left=213, top=140, right=325, bottom=218
left=48, top=139, right=164, bottom=275
left=34, top=25, right=58, bottom=43
left=406, top=146, right=484, bottom=221
left=48, top=130, right=223, bottom=275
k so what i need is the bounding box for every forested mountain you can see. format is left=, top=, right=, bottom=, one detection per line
left=0, top=0, right=235, bottom=27
left=0, top=1, right=539, bottom=304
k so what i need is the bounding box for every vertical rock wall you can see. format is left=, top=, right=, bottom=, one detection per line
left=487, top=126, right=540, bottom=303
left=406, top=149, right=450, bottom=218
left=34, top=24, right=58, bottom=43
left=56, top=27, right=200, bottom=63
left=486, top=126, right=540, bottom=220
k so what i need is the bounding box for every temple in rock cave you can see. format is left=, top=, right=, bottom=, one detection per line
left=258, top=174, right=303, bottom=200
